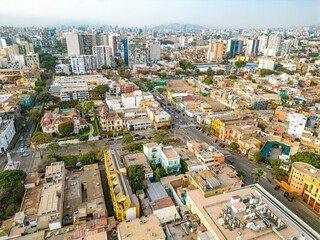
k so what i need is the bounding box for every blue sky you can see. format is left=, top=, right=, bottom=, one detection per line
left=0, top=0, right=319, bottom=28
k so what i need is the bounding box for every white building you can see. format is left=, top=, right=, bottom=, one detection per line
left=259, top=35, right=282, bottom=57
left=279, top=40, right=291, bottom=56
left=246, top=39, right=259, bottom=57
left=179, top=36, right=188, bottom=48
left=121, top=90, right=153, bottom=109
left=94, top=45, right=111, bottom=69
left=70, top=56, right=85, bottom=74
left=258, top=58, right=275, bottom=70
left=55, top=64, right=71, bottom=75
left=108, top=33, right=121, bottom=56
left=0, top=119, right=16, bottom=153
left=149, top=43, right=161, bottom=62
left=25, top=53, right=40, bottom=68
left=66, top=32, right=81, bottom=56
left=288, top=113, right=307, bottom=138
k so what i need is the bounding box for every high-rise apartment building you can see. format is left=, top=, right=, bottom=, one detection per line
left=279, top=39, right=291, bottom=56
left=25, top=53, right=40, bottom=68
left=127, top=37, right=148, bottom=67
left=259, top=35, right=282, bottom=56
left=149, top=42, right=160, bottom=62
left=226, top=39, right=243, bottom=58
left=207, top=42, right=225, bottom=60
left=108, top=33, right=121, bottom=56
left=179, top=36, right=188, bottom=48
left=245, top=39, right=260, bottom=57
left=66, top=33, right=96, bottom=56
left=70, top=56, right=86, bottom=74
left=94, top=46, right=111, bottom=69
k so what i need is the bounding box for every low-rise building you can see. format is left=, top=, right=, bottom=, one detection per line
left=123, top=152, right=153, bottom=181
left=99, top=109, right=125, bottom=133
left=187, top=140, right=225, bottom=164
left=104, top=150, right=140, bottom=221
left=143, top=143, right=181, bottom=174
left=187, top=184, right=320, bottom=240
left=41, top=108, right=88, bottom=135
left=117, top=215, right=166, bottom=240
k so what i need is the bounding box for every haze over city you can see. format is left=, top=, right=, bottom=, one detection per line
left=0, top=0, right=319, bottom=28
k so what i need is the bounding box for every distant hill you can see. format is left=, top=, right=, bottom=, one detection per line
left=152, top=23, right=206, bottom=31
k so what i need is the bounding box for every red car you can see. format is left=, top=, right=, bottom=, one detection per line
left=220, top=144, right=225, bottom=148
left=274, top=185, right=280, bottom=191
left=288, top=195, right=294, bottom=202
left=40, top=174, right=45, bottom=178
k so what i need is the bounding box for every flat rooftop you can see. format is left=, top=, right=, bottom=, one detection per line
left=123, top=152, right=153, bottom=174
left=162, top=146, right=179, bottom=159
left=166, top=222, right=198, bottom=240
left=187, top=185, right=320, bottom=240
left=117, top=215, right=165, bottom=240
left=21, top=185, right=42, bottom=216
left=292, top=162, right=320, bottom=177
left=63, top=164, right=105, bottom=221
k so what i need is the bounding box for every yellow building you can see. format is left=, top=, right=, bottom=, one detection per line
left=303, top=176, right=320, bottom=214
left=200, top=103, right=213, bottom=113
left=104, top=150, right=140, bottom=221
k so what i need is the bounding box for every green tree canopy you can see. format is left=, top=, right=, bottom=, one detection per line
left=141, top=71, right=149, bottom=75
left=216, top=69, right=225, bottom=75
left=35, top=80, right=46, bottom=87
left=35, top=86, right=43, bottom=92
left=230, top=142, right=240, bottom=150
left=251, top=168, right=265, bottom=183
left=36, top=92, right=55, bottom=103
left=39, top=53, right=58, bottom=70
left=92, top=85, right=109, bottom=98
left=281, top=95, right=289, bottom=100
left=260, top=69, right=276, bottom=77
left=289, top=152, right=320, bottom=168
left=253, top=152, right=264, bottom=163
left=58, top=121, right=74, bottom=136
left=28, top=109, right=39, bottom=122
left=127, top=165, right=144, bottom=191
left=204, top=77, right=213, bottom=85
left=46, top=142, right=61, bottom=154
left=122, top=134, right=133, bottom=144
left=206, top=67, right=214, bottom=76
left=156, top=88, right=166, bottom=94
left=84, top=101, right=94, bottom=112
left=235, top=61, right=246, bottom=68
left=0, top=170, right=27, bottom=188
left=79, top=151, right=96, bottom=165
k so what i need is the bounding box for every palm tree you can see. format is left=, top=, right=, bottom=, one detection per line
left=251, top=168, right=265, bottom=183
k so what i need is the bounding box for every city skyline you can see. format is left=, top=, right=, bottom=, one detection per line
left=0, top=0, right=319, bottom=28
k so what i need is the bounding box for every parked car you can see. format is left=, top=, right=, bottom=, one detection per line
left=20, top=136, right=24, bottom=141
left=133, top=134, right=140, bottom=137
left=21, top=143, right=25, bottom=148
left=266, top=165, right=274, bottom=170
left=220, top=144, right=225, bottom=148
left=20, top=147, right=25, bottom=153
left=274, top=185, right=280, bottom=191
left=288, top=195, right=294, bottom=202
left=284, top=192, right=289, bottom=198
left=20, top=153, right=30, bottom=157
left=37, top=169, right=45, bottom=173
left=40, top=174, right=45, bottom=178
left=140, top=136, right=145, bottom=139
left=228, top=159, right=234, bottom=164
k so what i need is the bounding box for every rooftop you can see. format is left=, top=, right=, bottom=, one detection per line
left=162, top=146, right=179, bottom=159
left=292, top=162, right=320, bottom=177
left=146, top=182, right=168, bottom=202
left=117, top=215, right=166, bottom=240
left=187, top=185, right=320, bottom=240
left=123, top=152, right=153, bottom=174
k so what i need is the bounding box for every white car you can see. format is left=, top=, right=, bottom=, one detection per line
left=20, top=148, right=25, bottom=153
left=266, top=165, right=274, bottom=170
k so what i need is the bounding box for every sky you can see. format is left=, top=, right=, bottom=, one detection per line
left=0, top=0, right=319, bottom=28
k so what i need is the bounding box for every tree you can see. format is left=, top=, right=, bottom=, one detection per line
left=122, top=134, right=133, bottom=144
left=28, top=109, right=39, bottom=122
left=35, top=86, right=43, bottom=92
left=282, top=95, right=289, bottom=100
left=30, top=133, right=53, bottom=159
left=58, top=121, right=74, bottom=136
left=204, top=77, right=213, bottom=85
left=308, top=53, right=319, bottom=58
left=35, top=81, right=46, bottom=87
left=237, top=171, right=246, bottom=183
left=251, top=168, right=265, bottom=183
left=39, top=53, right=58, bottom=70
left=257, top=123, right=266, bottom=131
left=216, top=69, right=225, bottom=75
left=101, top=65, right=109, bottom=70
left=295, top=100, right=300, bottom=105
left=180, top=159, right=188, bottom=174
left=78, top=135, right=89, bottom=142
left=92, top=85, right=109, bottom=98
left=253, top=152, right=263, bottom=163
left=156, top=88, right=166, bottom=94
left=235, top=61, right=246, bottom=68
left=289, top=152, right=320, bottom=168
left=160, top=72, right=167, bottom=78
left=0, top=170, right=27, bottom=187
left=273, top=168, right=289, bottom=182
left=260, top=69, right=276, bottom=77
left=79, top=151, right=96, bottom=165
left=84, top=101, right=94, bottom=112
left=127, top=165, right=144, bottom=191
left=270, top=158, right=281, bottom=169
left=230, top=142, right=240, bottom=150
left=206, top=67, right=214, bottom=76
left=154, top=167, right=161, bottom=182
left=141, top=71, right=149, bottom=75
left=36, top=92, right=55, bottom=103
left=228, top=75, right=237, bottom=80
left=46, top=142, right=61, bottom=154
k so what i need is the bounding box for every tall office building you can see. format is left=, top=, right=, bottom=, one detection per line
left=206, top=42, right=225, bottom=60
left=70, top=56, right=86, bottom=74
left=149, top=42, right=160, bottom=62
left=94, top=46, right=111, bottom=69
left=127, top=37, right=148, bottom=67
left=96, top=33, right=109, bottom=46
left=66, top=33, right=96, bottom=56
left=0, top=38, right=7, bottom=49
left=108, top=33, right=121, bottom=56
left=245, top=39, right=260, bottom=57
left=226, top=39, right=243, bottom=58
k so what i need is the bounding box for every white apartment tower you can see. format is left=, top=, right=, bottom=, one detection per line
left=70, top=56, right=86, bottom=74
left=246, top=39, right=260, bottom=57
left=95, top=46, right=111, bottom=69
